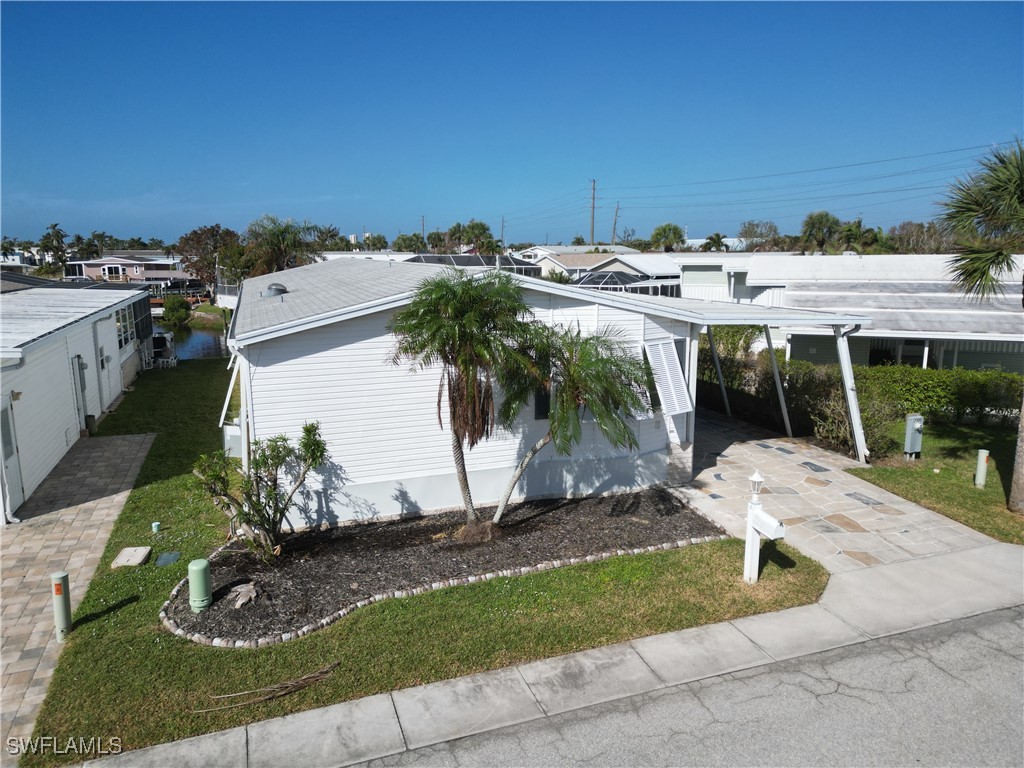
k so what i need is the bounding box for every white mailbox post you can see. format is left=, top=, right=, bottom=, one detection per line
left=744, top=470, right=786, bottom=584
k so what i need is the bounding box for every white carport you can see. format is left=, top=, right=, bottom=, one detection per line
left=570, top=292, right=873, bottom=463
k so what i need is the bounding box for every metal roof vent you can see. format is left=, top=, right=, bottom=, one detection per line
left=261, top=283, right=288, bottom=301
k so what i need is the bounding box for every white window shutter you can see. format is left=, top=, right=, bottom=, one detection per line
left=644, top=340, right=693, bottom=416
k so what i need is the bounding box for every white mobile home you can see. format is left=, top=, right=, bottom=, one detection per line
left=1, top=288, right=150, bottom=519
left=227, top=259, right=868, bottom=531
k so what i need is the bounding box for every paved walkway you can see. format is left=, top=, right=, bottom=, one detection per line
left=0, top=434, right=154, bottom=755
left=86, top=412, right=1023, bottom=768
left=681, top=411, right=992, bottom=573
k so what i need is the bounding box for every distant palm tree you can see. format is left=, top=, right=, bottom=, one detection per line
left=491, top=324, right=649, bottom=524
left=800, top=211, right=842, bottom=253
left=650, top=222, right=685, bottom=252
left=702, top=232, right=730, bottom=252
left=244, top=215, right=319, bottom=275
left=940, top=140, right=1023, bottom=513
left=389, top=269, right=537, bottom=535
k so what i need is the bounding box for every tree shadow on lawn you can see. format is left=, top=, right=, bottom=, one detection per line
left=932, top=423, right=1016, bottom=500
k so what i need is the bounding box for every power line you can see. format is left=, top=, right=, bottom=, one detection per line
left=601, top=140, right=1015, bottom=192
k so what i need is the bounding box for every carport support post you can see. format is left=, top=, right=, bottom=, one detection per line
left=834, top=325, right=869, bottom=463
left=706, top=325, right=731, bottom=417
left=762, top=326, right=792, bottom=437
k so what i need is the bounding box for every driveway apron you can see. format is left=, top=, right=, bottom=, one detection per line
left=677, top=410, right=993, bottom=573
left=0, top=433, right=155, bottom=757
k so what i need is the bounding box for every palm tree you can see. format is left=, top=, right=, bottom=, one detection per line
left=800, top=211, right=842, bottom=254
left=244, top=215, right=319, bottom=276
left=491, top=325, right=649, bottom=525
left=389, top=269, right=537, bottom=535
left=702, top=232, right=730, bottom=252
left=650, top=222, right=685, bottom=252
left=940, top=140, right=1024, bottom=513
left=839, top=218, right=868, bottom=253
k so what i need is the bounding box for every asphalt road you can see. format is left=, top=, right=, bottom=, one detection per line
left=362, top=607, right=1024, bottom=768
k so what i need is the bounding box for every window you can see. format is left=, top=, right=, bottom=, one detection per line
left=116, top=305, right=136, bottom=349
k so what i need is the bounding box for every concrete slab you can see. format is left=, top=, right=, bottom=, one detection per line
left=391, top=667, right=543, bottom=750
left=110, top=547, right=151, bottom=569
left=517, top=642, right=662, bottom=716
left=247, top=692, right=404, bottom=768
left=631, top=622, right=772, bottom=685
left=92, top=726, right=246, bottom=767
left=821, top=543, right=1024, bottom=638
left=731, top=603, right=869, bottom=660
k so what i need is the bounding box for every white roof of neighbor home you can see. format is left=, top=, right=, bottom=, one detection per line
left=521, top=245, right=641, bottom=257
left=230, top=259, right=870, bottom=347
left=0, top=287, right=146, bottom=360
left=590, top=253, right=680, bottom=277
left=743, top=253, right=1011, bottom=285
left=673, top=253, right=756, bottom=271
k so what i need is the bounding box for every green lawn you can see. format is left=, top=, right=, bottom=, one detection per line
left=849, top=421, right=1023, bottom=545
left=26, top=360, right=828, bottom=766
left=187, top=302, right=230, bottom=332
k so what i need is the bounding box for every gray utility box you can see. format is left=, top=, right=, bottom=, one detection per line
left=904, top=413, right=924, bottom=459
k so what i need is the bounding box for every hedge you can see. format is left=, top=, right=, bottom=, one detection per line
left=698, top=346, right=1022, bottom=459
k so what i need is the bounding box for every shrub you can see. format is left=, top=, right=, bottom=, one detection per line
left=162, top=294, right=192, bottom=327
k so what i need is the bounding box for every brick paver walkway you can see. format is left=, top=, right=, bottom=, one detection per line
left=676, top=410, right=992, bottom=573
left=0, top=434, right=154, bottom=758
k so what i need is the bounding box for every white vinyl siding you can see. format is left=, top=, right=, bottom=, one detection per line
left=2, top=339, right=82, bottom=501
left=241, top=290, right=672, bottom=524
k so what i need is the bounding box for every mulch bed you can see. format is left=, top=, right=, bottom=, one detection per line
left=165, top=487, right=725, bottom=641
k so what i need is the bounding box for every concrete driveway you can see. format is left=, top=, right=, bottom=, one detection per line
left=679, top=410, right=993, bottom=573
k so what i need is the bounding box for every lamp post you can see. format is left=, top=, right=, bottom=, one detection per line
left=744, top=470, right=765, bottom=584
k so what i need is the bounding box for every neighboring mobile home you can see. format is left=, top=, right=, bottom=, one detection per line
left=1, top=288, right=151, bottom=520
left=673, top=252, right=1024, bottom=371
left=226, top=259, right=868, bottom=531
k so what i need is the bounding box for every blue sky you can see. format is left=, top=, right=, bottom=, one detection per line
left=2, top=1, right=1021, bottom=245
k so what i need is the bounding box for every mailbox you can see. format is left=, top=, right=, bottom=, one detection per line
left=904, top=413, right=924, bottom=459
left=750, top=507, right=785, bottom=540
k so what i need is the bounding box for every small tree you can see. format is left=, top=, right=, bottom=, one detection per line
left=492, top=325, right=649, bottom=524
left=162, top=295, right=191, bottom=327
left=194, top=422, right=328, bottom=559
left=389, top=269, right=536, bottom=536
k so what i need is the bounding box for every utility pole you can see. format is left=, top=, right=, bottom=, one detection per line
left=497, top=216, right=504, bottom=271
left=589, top=179, right=596, bottom=245
left=611, top=202, right=620, bottom=245
left=421, top=215, right=425, bottom=240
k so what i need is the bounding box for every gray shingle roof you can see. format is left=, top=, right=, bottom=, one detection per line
left=232, top=259, right=465, bottom=341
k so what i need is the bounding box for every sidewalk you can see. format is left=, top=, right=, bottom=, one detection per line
left=0, top=434, right=155, bottom=756
left=91, top=542, right=1023, bottom=768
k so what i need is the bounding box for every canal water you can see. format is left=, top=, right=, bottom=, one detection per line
left=153, top=323, right=230, bottom=359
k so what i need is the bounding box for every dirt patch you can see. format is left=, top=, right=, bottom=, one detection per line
left=165, top=487, right=725, bottom=641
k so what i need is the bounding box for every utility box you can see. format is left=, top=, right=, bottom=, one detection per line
left=904, top=413, right=924, bottom=460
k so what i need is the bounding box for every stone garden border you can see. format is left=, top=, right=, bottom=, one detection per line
left=160, top=533, right=731, bottom=648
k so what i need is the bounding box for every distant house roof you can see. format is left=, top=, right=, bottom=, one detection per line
left=682, top=252, right=1024, bottom=342
left=518, top=244, right=641, bottom=259
left=406, top=253, right=538, bottom=270
left=68, top=251, right=179, bottom=266
left=230, top=258, right=869, bottom=347
left=589, top=253, right=680, bottom=277
left=0, top=272, right=151, bottom=293
left=1, top=287, right=147, bottom=361
left=571, top=271, right=642, bottom=289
